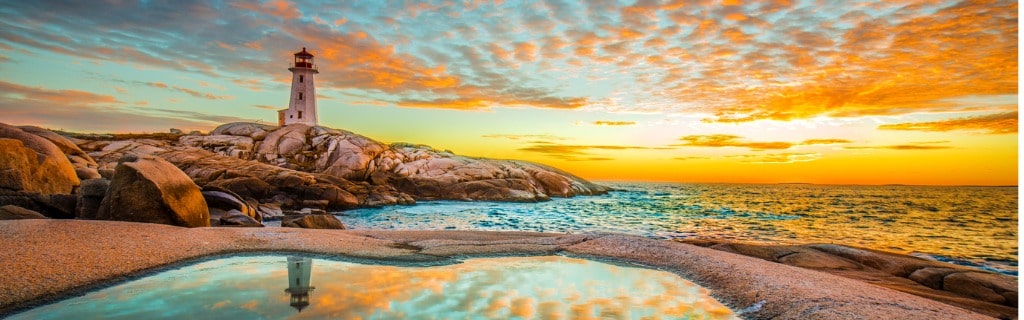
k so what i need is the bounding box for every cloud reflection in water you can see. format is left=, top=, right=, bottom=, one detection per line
left=12, top=255, right=736, bottom=320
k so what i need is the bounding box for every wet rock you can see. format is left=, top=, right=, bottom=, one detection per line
left=944, top=272, right=1018, bottom=306
left=219, top=209, right=263, bottom=227
left=97, top=154, right=209, bottom=227
left=0, top=205, right=48, bottom=220
left=282, top=214, right=345, bottom=229
left=0, top=124, right=80, bottom=194
left=76, top=179, right=109, bottom=219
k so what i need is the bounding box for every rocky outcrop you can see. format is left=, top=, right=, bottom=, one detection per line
left=161, top=148, right=389, bottom=209
left=200, top=122, right=608, bottom=202
left=282, top=214, right=346, bottom=229
left=684, top=240, right=1019, bottom=319
left=0, top=124, right=80, bottom=194
left=97, top=154, right=209, bottom=227
left=64, top=122, right=605, bottom=216
left=0, top=205, right=48, bottom=220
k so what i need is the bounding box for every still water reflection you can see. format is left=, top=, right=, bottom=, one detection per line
left=12, top=255, right=736, bottom=320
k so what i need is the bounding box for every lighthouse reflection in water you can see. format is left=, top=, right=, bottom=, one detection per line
left=8, top=255, right=736, bottom=319
left=284, top=256, right=315, bottom=312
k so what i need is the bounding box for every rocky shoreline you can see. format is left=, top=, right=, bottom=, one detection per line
left=0, top=121, right=608, bottom=228
left=0, top=122, right=1017, bottom=319
left=0, top=220, right=1002, bottom=319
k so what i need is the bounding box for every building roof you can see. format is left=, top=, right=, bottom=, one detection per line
left=294, top=47, right=313, bottom=57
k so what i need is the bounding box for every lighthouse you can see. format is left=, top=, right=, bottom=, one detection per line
left=283, top=256, right=316, bottom=312
left=278, top=47, right=319, bottom=126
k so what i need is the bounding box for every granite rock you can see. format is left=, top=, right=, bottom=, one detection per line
left=97, top=154, right=209, bottom=227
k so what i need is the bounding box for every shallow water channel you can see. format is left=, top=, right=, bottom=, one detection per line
left=12, top=255, right=737, bottom=319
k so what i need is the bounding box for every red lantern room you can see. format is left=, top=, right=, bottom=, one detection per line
left=292, top=47, right=316, bottom=70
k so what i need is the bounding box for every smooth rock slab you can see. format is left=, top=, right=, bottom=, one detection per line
left=0, top=220, right=996, bottom=320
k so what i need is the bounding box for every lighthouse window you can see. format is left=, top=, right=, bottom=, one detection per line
left=299, top=75, right=304, bottom=83
left=298, top=92, right=303, bottom=100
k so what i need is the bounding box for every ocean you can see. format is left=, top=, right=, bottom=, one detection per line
left=338, top=182, right=1018, bottom=275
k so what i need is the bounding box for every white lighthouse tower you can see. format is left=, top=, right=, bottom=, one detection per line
left=278, top=47, right=318, bottom=126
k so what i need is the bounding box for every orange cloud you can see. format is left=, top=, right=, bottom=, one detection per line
left=676, top=134, right=792, bottom=150
left=518, top=143, right=663, bottom=161
left=593, top=121, right=636, bottom=126
left=230, top=0, right=300, bottom=20
left=676, top=135, right=851, bottom=150
left=877, top=112, right=1017, bottom=134
left=482, top=134, right=572, bottom=141
left=170, top=85, right=232, bottom=100
left=726, top=152, right=822, bottom=163
left=700, top=0, right=1017, bottom=122
left=0, top=81, right=244, bottom=132
left=800, top=139, right=851, bottom=145
left=513, top=42, right=537, bottom=62
left=845, top=142, right=953, bottom=150
left=0, top=81, right=120, bottom=105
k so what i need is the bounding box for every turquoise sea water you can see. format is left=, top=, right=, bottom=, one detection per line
left=340, top=183, right=1018, bottom=275
left=11, top=255, right=736, bottom=320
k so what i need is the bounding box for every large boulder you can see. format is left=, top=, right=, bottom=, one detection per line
left=316, top=133, right=387, bottom=180
left=256, top=124, right=310, bottom=161
left=97, top=154, right=209, bottom=227
left=0, top=205, right=48, bottom=220
left=282, top=213, right=345, bottom=229
left=0, top=124, right=80, bottom=194
left=17, top=126, right=99, bottom=177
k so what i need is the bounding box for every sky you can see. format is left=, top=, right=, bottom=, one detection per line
left=0, top=0, right=1017, bottom=185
